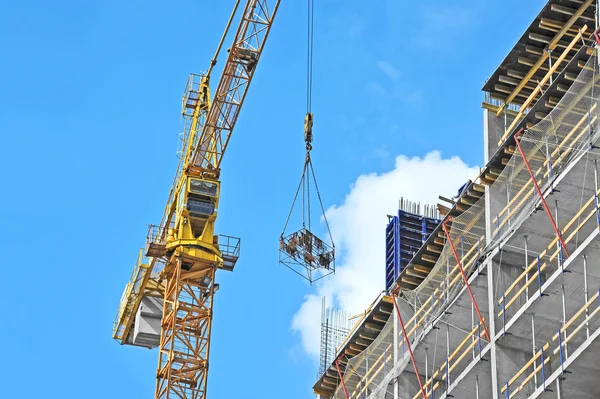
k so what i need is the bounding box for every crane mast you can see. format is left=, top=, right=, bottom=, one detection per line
left=112, top=1, right=281, bottom=398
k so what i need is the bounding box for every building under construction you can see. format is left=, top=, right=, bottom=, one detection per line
left=313, top=1, right=600, bottom=398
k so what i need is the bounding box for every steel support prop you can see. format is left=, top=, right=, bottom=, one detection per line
left=335, top=357, right=350, bottom=399
left=392, top=288, right=428, bottom=398
left=441, top=219, right=491, bottom=341
left=514, top=129, right=570, bottom=257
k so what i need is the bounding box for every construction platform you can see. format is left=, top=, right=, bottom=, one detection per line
left=314, top=1, right=600, bottom=398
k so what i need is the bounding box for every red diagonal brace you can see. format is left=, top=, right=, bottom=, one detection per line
left=514, top=129, right=569, bottom=258
left=392, top=287, right=428, bottom=399
left=335, top=357, right=350, bottom=399
left=594, top=26, right=600, bottom=45
left=441, top=219, right=491, bottom=342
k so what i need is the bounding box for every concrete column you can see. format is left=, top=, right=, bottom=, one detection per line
left=483, top=109, right=514, bottom=163
left=393, top=296, right=399, bottom=399
left=483, top=108, right=508, bottom=399
left=555, top=376, right=563, bottom=399
left=486, top=256, right=499, bottom=399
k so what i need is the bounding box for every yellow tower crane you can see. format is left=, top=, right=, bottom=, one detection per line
left=112, top=1, right=281, bottom=398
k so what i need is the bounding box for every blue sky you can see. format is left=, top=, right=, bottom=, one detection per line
left=0, top=0, right=546, bottom=397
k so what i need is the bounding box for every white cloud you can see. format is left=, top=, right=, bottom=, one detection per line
left=377, top=60, right=401, bottom=80
left=291, top=151, right=479, bottom=358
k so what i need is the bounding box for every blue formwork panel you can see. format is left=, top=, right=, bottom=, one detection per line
left=385, top=209, right=441, bottom=291
left=385, top=217, right=400, bottom=291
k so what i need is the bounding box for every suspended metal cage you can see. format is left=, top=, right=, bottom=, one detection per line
left=279, top=227, right=334, bottom=283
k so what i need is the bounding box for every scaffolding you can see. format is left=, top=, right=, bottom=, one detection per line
left=320, top=40, right=600, bottom=399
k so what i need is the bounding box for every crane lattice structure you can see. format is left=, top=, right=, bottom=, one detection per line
left=111, top=2, right=281, bottom=398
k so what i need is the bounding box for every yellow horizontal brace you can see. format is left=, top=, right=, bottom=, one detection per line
left=501, top=342, right=550, bottom=393
left=335, top=295, right=386, bottom=353
left=493, top=114, right=597, bottom=238
left=329, top=296, right=393, bottom=386
left=498, top=79, right=598, bottom=225
left=553, top=305, right=600, bottom=356
left=499, top=186, right=599, bottom=306
left=499, top=203, right=597, bottom=317
left=503, top=295, right=600, bottom=395
left=424, top=326, right=488, bottom=398
left=496, top=0, right=593, bottom=117
left=498, top=111, right=600, bottom=301
left=348, top=351, right=393, bottom=398
left=544, top=105, right=599, bottom=170
left=543, top=115, right=599, bottom=181
left=345, top=219, right=489, bottom=395
left=553, top=290, right=600, bottom=341
left=344, top=266, right=465, bottom=395
left=506, top=346, right=551, bottom=397
left=492, top=101, right=597, bottom=231
left=414, top=321, right=485, bottom=399
left=446, top=327, right=486, bottom=378
left=498, top=25, right=587, bottom=145
left=463, top=63, right=598, bottom=251
left=499, top=190, right=599, bottom=313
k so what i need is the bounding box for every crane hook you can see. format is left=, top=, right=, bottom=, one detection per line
left=304, top=112, right=313, bottom=155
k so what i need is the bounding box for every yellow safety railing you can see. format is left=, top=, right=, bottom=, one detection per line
left=490, top=103, right=598, bottom=243
left=335, top=293, right=388, bottom=354
left=340, top=251, right=484, bottom=398
left=501, top=290, right=600, bottom=397
left=413, top=320, right=487, bottom=399
left=498, top=26, right=588, bottom=145
left=498, top=188, right=600, bottom=317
